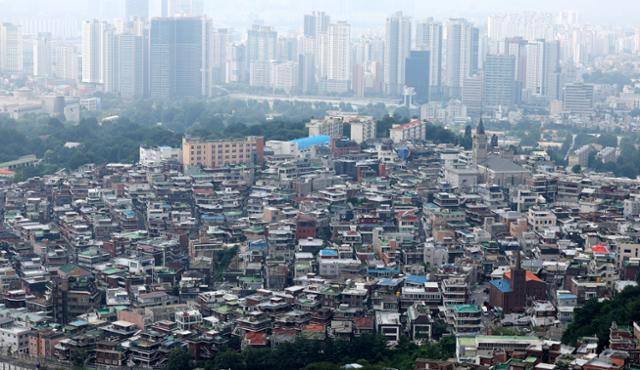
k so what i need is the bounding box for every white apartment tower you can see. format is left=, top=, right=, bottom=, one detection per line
left=384, top=12, right=412, bottom=96
left=326, top=21, right=351, bottom=92
left=415, top=19, right=443, bottom=99
left=115, top=33, right=144, bottom=98
left=445, top=18, right=477, bottom=98
left=0, top=23, right=23, bottom=73
left=81, top=20, right=114, bottom=85
left=33, top=32, right=52, bottom=77
left=525, top=40, right=544, bottom=96
left=304, top=11, right=330, bottom=81
left=168, top=0, right=204, bottom=16
left=53, top=44, right=79, bottom=81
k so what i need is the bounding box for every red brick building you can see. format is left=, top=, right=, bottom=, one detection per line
left=489, top=254, right=547, bottom=313
left=295, top=214, right=316, bottom=240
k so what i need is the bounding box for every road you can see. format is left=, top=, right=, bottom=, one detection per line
left=223, top=93, right=402, bottom=108
left=564, top=134, right=577, bottom=162
left=470, top=282, right=490, bottom=306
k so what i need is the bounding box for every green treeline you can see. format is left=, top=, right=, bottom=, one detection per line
left=562, top=286, right=640, bottom=351
left=166, top=334, right=456, bottom=370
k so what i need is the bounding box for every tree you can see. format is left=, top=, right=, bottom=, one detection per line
left=596, top=133, right=618, bottom=148
left=439, top=336, right=456, bottom=359
left=376, top=115, right=397, bottom=138
left=210, top=350, right=244, bottom=370
left=561, top=134, right=573, bottom=156
left=70, top=348, right=88, bottom=370
left=583, top=70, right=631, bottom=87
left=562, top=286, right=640, bottom=350
left=461, top=125, right=473, bottom=150
left=571, top=165, right=582, bottom=173
left=431, top=320, right=449, bottom=340
left=393, top=106, right=410, bottom=121
left=490, top=134, right=498, bottom=147
left=167, top=349, right=192, bottom=370
left=426, top=124, right=459, bottom=145
left=302, top=362, right=341, bottom=370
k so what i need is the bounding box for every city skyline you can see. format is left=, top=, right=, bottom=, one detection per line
left=0, top=0, right=637, bottom=29
left=0, top=0, right=633, bottom=108
left=1, top=1, right=640, bottom=369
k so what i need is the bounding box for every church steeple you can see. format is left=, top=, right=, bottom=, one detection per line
left=472, top=118, right=488, bottom=165
left=477, top=118, right=485, bottom=135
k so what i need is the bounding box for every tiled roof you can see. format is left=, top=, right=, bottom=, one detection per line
left=491, top=278, right=512, bottom=293
left=504, top=270, right=544, bottom=283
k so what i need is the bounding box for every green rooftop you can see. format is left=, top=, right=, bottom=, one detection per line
left=0, top=154, right=38, bottom=169
left=102, top=268, right=124, bottom=275
left=448, top=304, right=481, bottom=313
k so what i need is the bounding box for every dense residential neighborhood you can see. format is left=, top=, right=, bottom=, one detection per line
left=1, top=112, right=640, bottom=369
left=1, top=1, right=640, bottom=369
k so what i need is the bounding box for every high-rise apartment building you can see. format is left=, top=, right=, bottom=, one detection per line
left=304, top=11, right=330, bottom=38
left=384, top=12, right=411, bottom=96
left=325, top=21, right=351, bottom=93
left=298, top=53, right=316, bottom=94
left=125, top=0, right=149, bottom=19
left=249, top=61, right=270, bottom=87
left=208, top=28, right=231, bottom=86
left=415, top=19, right=442, bottom=100
left=445, top=18, right=478, bottom=98
left=304, top=11, right=330, bottom=84
left=271, top=61, right=298, bottom=92
left=518, top=39, right=561, bottom=101
left=102, top=27, right=117, bottom=92
left=81, top=20, right=112, bottom=84
left=462, top=74, right=483, bottom=117
left=277, top=37, right=298, bottom=62
left=246, top=24, right=277, bottom=84
left=53, top=43, right=79, bottom=81
left=0, top=23, right=23, bottom=73
left=469, top=27, right=480, bottom=75
left=563, top=83, right=594, bottom=114
left=525, top=40, right=544, bottom=96
left=503, top=37, right=528, bottom=99
left=483, top=54, right=516, bottom=107
left=168, top=0, right=204, bottom=16
left=542, top=40, right=561, bottom=100
left=33, top=32, right=52, bottom=77
left=114, top=33, right=144, bottom=98
left=149, top=17, right=205, bottom=98
left=247, top=24, right=277, bottom=63
left=405, top=51, right=430, bottom=104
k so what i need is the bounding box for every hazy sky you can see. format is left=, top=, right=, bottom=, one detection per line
left=0, top=0, right=636, bottom=29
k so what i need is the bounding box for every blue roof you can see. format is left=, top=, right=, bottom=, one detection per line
left=368, top=267, right=399, bottom=274
left=249, top=240, right=267, bottom=250
left=558, top=293, right=577, bottom=300
left=377, top=278, right=403, bottom=286
left=491, top=278, right=512, bottom=293
left=291, top=135, right=331, bottom=150
left=69, top=319, right=89, bottom=327
left=405, top=275, right=428, bottom=284
left=201, top=214, right=225, bottom=221
left=319, top=249, right=338, bottom=257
